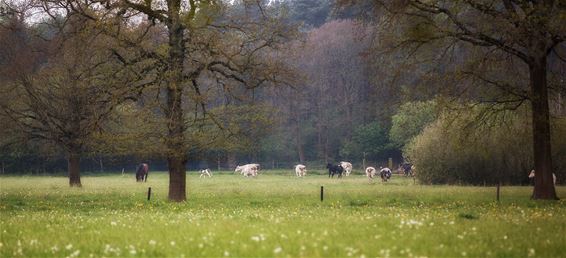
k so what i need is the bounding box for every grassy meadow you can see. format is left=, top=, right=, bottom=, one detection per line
left=1, top=170, right=565, bottom=257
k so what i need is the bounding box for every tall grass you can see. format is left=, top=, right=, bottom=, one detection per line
left=1, top=172, right=565, bottom=257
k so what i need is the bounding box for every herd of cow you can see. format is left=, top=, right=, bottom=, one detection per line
left=135, top=162, right=559, bottom=186
left=217, top=161, right=413, bottom=182
left=324, top=162, right=397, bottom=182
left=135, top=162, right=415, bottom=182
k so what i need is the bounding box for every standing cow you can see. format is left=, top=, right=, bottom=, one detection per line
left=379, top=167, right=392, bottom=182
left=340, top=161, right=353, bottom=176
left=295, top=164, right=307, bottom=177
left=235, top=164, right=260, bottom=177
left=402, top=162, right=413, bottom=177
left=327, top=163, right=344, bottom=178
left=365, top=167, right=377, bottom=182
left=200, top=168, right=212, bottom=178
left=136, top=163, right=149, bottom=182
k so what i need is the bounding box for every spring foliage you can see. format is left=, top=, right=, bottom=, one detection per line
left=405, top=108, right=566, bottom=185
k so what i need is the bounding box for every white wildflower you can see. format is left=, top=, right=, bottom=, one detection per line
left=66, top=250, right=80, bottom=258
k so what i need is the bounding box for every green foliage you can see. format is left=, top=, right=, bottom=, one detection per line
left=340, top=122, right=392, bottom=161
left=89, top=102, right=164, bottom=159
left=1, top=174, right=565, bottom=257
left=405, top=106, right=566, bottom=185
left=196, top=104, right=276, bottom=154
left=390, top=100, right=438, bottom=148
left=184, top=0, right=222, bottom=28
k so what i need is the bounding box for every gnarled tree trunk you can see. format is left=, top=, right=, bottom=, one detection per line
left=165, top=1, right=188, bottom=202
left=168, top=155, right=187, bottom=201
left=529, top=55, right=558, bottom=200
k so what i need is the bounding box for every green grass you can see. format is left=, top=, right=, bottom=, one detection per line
left=1, top=171, right=565, bottom=257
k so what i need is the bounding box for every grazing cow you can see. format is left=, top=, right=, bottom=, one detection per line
left=528, top=170, right=557, bottom=185
left=250, top=163, right=261, bottom=174
left=235, top=164, right=260, bottom=177
left=234, top=164, right=258, bottom=174
left=135, top=163, right=149, bottom=182
left=402, top=162, right=413, bottom=177
left=295, top=164, right=307, bottom=177
left=340, top=161, right=353, bottom=176
left=365, top=167, right=377, bottom=182
left=326, top=163, right=344, bottom=178
left=379, top=167, right=392, bottom=182
left=200, top=168, right=212, bottom=178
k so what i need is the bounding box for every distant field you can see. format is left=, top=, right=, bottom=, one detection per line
left=1, top=171, right=565, bottom=257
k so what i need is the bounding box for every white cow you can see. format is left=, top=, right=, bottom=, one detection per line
left=365, top=167, right=376, bottom=182
left=340, top=161, right=353, bottom=176
left=295, top=164, right=307, bottom=177
left=528, top=170, right=557, bottom=185
left=200, top=168, right=212, bottom=178
left=235, top=164, right=260, bottom=177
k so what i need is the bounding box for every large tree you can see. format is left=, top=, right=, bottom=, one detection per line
left=65, top=0, right=295, bottom=201
left=0, top=7, right=139, bottom=186
left=345, top=0, right=565, bottom=199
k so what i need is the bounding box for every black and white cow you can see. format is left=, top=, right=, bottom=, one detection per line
left=379, top=167, right=392, bottom=182
left=327, top=163, right=344, bottom=178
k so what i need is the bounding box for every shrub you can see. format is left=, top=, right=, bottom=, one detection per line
left=405, top=107, right=566, bottom=185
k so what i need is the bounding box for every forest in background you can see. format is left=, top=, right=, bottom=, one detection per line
left=1, top=0, right=565, bottom=188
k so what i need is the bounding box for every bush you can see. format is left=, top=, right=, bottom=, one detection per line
left=390, top=100, right=438, bottom=148
left=405, top=107, right=566, bottom=185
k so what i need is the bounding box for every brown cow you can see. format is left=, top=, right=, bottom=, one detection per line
left=136, top=163, right=149, bottom=182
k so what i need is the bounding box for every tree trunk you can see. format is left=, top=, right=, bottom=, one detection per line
left=168, top=155, right=186, bottom=201
left=165, top=3, right=188, bottom=202
left=558, top=92, right=562, bottom=116
left=291, top=98, right=305, bottom=164
left=68, top=150, right=81, bottom=187
left=529, top=56, right=558, bottom=200
left=295, top=120, right=305, bottom=163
